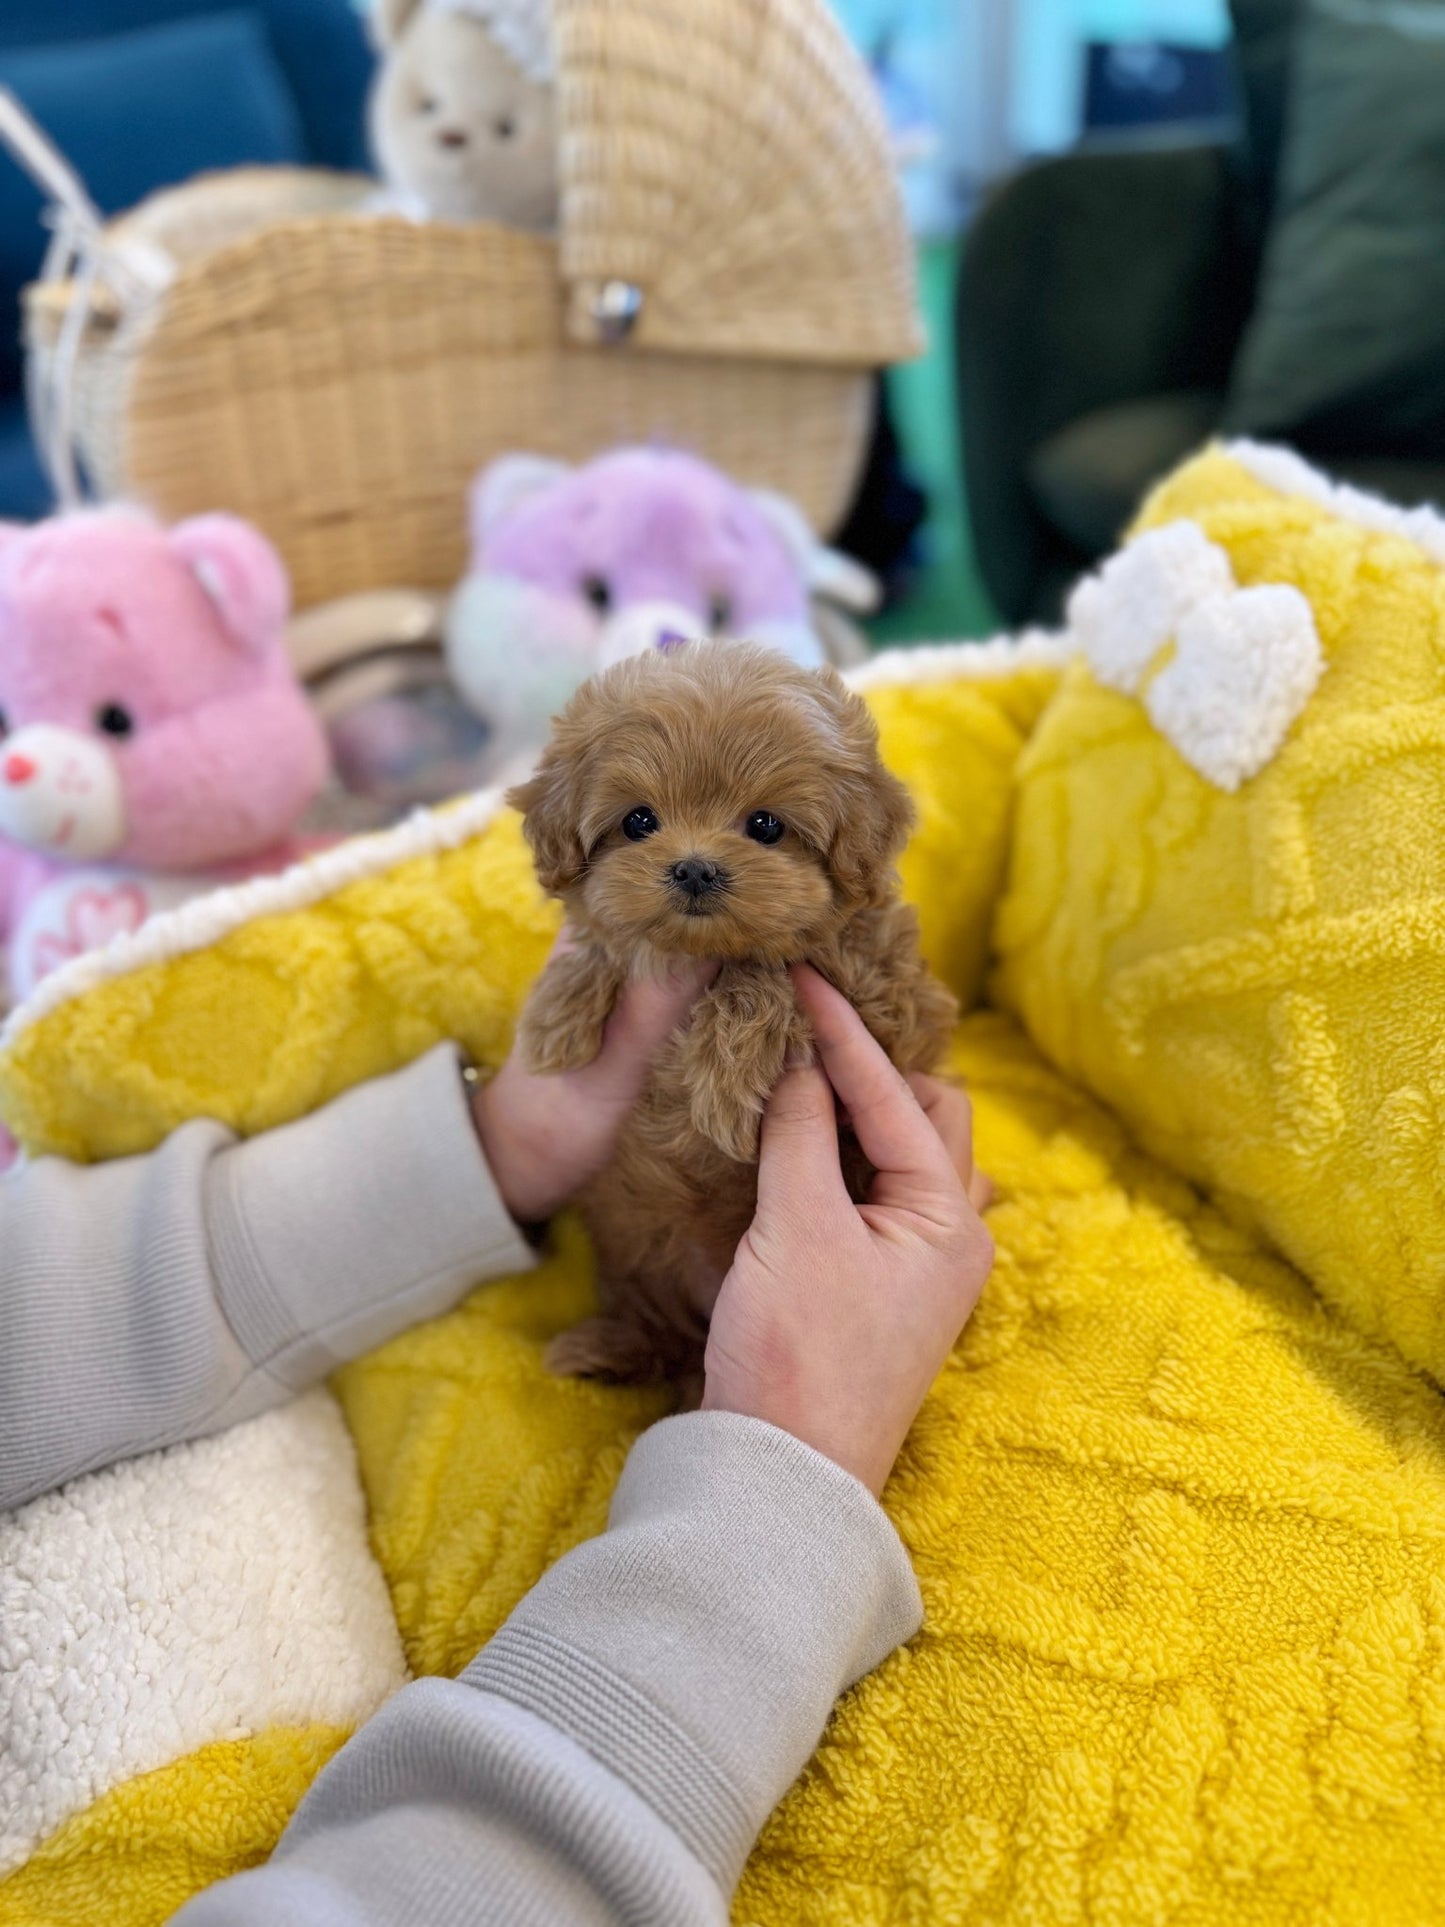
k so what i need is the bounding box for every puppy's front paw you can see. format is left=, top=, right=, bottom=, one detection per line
left=516, top=947, right=621, bottom=1073
left=518, top=1007, right=600, bottom=1075
left=690, top=1080, right=763, bottom=1163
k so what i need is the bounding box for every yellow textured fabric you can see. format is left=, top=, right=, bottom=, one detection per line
left=0, top=1726, right=348, bottom=1927
left=326, top=1015, right=1445, bottom=1922
left=869, top=660, right=1063, bottom=1009
left=333, top=1215, right=671, bottom=1677
left=0, top=815, right=558, bottom=1163
left=994, top=446, right=1445, bottom=1383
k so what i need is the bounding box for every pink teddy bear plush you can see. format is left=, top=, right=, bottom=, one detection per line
left=443, top=446, right=877, bottom=778
left=0, top=509, right=329, bottom=1004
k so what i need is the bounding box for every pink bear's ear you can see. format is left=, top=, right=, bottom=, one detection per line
left=468, top=454, right=572, bottom=554
left=168, top=514, right=291, bottom=655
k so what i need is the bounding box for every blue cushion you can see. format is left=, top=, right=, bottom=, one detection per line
left=0, top=1, right=373, bottom=174
left=0, top=394, right=52, bottom=520
left=0, top=11, right=308, bottom=394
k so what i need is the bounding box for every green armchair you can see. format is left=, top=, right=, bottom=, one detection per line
left=958, top=0, right=1445, bottom=625
left=957, top=139, right=1255, bottom=625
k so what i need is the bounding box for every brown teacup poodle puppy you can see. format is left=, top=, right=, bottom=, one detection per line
left=508, top=641, right=957, bottom=1384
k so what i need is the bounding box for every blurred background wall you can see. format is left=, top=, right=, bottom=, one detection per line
left=7, top=1, right=1442, bottom=654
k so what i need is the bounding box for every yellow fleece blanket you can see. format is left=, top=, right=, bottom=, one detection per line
left=5, top=444, right=1445, bottom=1924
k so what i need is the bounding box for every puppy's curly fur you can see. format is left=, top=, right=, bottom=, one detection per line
left=509, top=642, right=957, bottom=1383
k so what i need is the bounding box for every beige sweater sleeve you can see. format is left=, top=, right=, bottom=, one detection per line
left=178, top=1415, right=923, bottom=1926
left=0, top=1044, right=534, bottom=1511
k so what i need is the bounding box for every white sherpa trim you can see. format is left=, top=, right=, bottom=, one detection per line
left=0, top=1389, right=407, bottom=1874
left=1224, top=439, right=1445, bottom=566
left=1, top=785, right=509, bottom=1047
left=844, top=628, right=1073, bottom=693
left=1067, top=513, right=1324, bottom=790
left=430, top=0, right=553, bottom=82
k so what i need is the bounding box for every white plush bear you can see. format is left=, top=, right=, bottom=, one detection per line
left=368, top=0, right=558, bottom=230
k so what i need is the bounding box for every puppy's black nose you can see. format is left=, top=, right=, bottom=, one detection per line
left=671, top=856, right=724, bottom=898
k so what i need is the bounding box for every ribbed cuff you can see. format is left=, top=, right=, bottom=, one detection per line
left=464, top=1412, right=922, bottom=1884
left=208, top=1044, right=535, bottom=1385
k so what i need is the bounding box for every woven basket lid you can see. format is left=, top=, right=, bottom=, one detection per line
left=553, top=0, right=923, bottom=365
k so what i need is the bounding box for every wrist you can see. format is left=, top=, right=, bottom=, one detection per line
left=699, top=1377, right=894, bottom=1496
left=468, top=1069, right=561, bottom=1226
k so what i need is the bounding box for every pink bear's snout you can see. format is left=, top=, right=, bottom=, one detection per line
left=0, top=724, right=125, bottom=861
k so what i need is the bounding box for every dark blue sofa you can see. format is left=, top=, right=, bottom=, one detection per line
left=0, top=1, right=373, bottom=517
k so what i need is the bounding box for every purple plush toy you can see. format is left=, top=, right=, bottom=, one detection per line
left=443, top=447, right=877, bottom=777
left=0, top=509, right=330, bottom=1003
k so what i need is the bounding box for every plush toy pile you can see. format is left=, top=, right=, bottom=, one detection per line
left=5, top=442, right=1445, bottom=1924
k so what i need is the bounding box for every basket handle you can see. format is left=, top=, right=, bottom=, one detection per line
left=0, top=89, right=171, bottom=511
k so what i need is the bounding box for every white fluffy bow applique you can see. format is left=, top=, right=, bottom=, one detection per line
left=1066, top=519, right=1324, bottom=792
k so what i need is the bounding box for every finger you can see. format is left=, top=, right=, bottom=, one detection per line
left=756, top=1055, right=850, bottom=1216
left=907, top=1073, right=996, bottom=1212
left=906, top=1073, right=976, bottom=1185
left=791, top=967, right=953, bottom=1189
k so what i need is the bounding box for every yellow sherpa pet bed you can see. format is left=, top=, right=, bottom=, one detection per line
left=6, top=441, right=1445, bottom=1925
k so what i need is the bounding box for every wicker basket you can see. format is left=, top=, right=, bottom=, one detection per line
left=23, top=0, right=920, bottom=610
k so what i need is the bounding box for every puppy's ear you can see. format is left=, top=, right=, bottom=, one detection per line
left=811, top=666, right=915, bottom=908
left=507, top=744, right=588, bottom=896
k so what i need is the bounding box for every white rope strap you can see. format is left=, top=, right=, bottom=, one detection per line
left=0, top=88, right=172, bottom=510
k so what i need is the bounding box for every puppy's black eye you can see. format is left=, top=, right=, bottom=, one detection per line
left=96, top=703, right=134, bottom=739
left=623, top=806, right=660, bottom=841
left=745, top=810, right=784, bottom=845
left=708, top=594, right=732, bottom=634
left=582, top=575, right=612, bottom=615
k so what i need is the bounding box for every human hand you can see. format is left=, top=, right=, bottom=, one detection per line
left=702, top=964, right=994, bottom=1495
left=473, top=932, right=717, bottom=1223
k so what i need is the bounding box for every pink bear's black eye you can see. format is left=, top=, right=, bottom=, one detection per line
left=582, top=575, right=612, bottom=616
left=0, top=708, right=8, bottom=738
left=708, top=594, right=732, bottom=634
left=96, top=703, right=134, bottom=739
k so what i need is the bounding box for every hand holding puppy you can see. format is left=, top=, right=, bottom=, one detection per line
left=703, top=966, right=994, bottom=1496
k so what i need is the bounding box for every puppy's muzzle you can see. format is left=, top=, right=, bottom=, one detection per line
left=669, top=856, right=728, bottom=907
